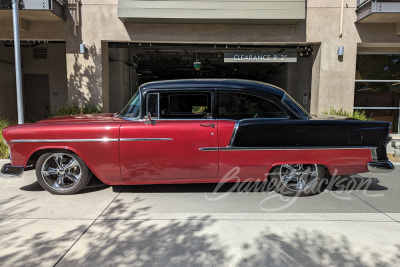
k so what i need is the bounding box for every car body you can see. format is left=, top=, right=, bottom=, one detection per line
left=1, top=79, right=395, bottom=195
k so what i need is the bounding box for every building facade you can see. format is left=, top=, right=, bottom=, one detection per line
left=0, top=0, right=399, bottom=132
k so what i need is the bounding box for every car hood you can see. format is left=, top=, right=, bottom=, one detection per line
left=36, top=113, right=118, bottom=123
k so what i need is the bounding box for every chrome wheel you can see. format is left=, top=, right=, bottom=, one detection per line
left=279, top=164, right=319, bottom=192
left=41, top=153, right=82, bottom=191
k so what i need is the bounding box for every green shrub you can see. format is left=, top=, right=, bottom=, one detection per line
left=0, top=114, right=16, bottom=159
left=322, top=107, right=372, bottom=121
left=51, top=103, right=102, bottom=117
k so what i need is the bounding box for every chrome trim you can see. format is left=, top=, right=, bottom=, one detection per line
left=367, top=161, right=395, bottom=173
left=153, top=118, right=216, bottom=121
left=199, top=146, right=377, bottom=151
left=240, top=118, right=290, bottom=121
left=0, top=163, right=24, bottom=178
left=119, top=90, right=142, bottom=121
left=158, top=92, right=160, bottom=119
left=228, top=121, right=240, bottom=147
left=146, top=93, right=160, bottom=119
left=200, top=124, right=215, bottom=128
left=219, top=146, right=377, bottom=151
left=199, top=147, right=219, bottom=151
left=370, top=148, right=378, bottom=162
left=10, top=138, right=119, bottom=143
left=355, top=80, right=400, bottom=83
left=120, top=138, right=173, bottom=141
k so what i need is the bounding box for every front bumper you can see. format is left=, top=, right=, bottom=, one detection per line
left=0, top=163, right=24, bottom=178
left=367, top=161, right=395, bottom=173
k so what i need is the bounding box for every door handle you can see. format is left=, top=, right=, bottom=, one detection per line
left=200, top=124, right=215, bottom=128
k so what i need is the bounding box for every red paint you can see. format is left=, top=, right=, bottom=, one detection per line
left=120, top=119, right=218, bottom=182
left=2, top=117, right=372, bottom=185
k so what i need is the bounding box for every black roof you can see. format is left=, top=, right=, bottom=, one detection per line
left=140, top=79, right=286, bottom=98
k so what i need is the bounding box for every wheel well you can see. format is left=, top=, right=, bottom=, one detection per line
left=26, top=149, right=78, bottom=169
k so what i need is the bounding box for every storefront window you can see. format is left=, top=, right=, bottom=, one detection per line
left=355, top=54, right=400, bottom=133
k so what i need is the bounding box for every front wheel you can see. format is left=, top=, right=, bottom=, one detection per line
left=35, top=151, right=92, bottom=195
left=270, top=164, right=326, bottom=196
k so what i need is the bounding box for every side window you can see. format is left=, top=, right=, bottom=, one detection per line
left=218, top=91, right=288, bottom=120
left=159, top=92, right=212, bottom=119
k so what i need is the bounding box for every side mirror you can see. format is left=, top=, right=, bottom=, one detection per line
left=144, top=112, right=156, bottom=125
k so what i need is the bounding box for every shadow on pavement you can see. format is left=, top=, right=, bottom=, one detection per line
left=53, top=197, right=229, bottom=266
left=0, top=195, right=399, bottom=266
left=2, top=197, right=395, bottom=266
left=327, top=176, right=388, bottom=192
left=19, top=181, right=45, bottom=192
left=113, top=175, right=387, bottom=194
left=19, top=176, right=110, bottom=194
left=238, top=229, right=400, bottom=267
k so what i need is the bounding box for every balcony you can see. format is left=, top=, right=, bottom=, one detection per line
left=118, top=0, right=306, bottom=25
left=0, top=0, right=65, bottom=22
left=356, top=0, right=400, bottom=23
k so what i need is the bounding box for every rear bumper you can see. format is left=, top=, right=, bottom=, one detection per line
left=0, top=163, right=24, bottom=178
left=367, top=161, right=395, bottom=173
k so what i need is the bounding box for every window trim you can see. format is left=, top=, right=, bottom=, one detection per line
left=146, top=93, right=160, bottom=119
left=119, top=91, right=142, bottom=121
left=145, top=90, right=215, bottom=120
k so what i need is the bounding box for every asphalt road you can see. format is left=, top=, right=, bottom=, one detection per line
left=0, top=160, right=399, bottom=267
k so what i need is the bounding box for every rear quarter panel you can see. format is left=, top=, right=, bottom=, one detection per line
left=216, top=119, right=390, bottom=179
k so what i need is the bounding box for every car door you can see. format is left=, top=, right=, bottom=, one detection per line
left=120, top=90, right=218, bottom=182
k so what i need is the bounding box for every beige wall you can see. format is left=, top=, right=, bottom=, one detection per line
left=285, top=56, right=313, bottom=112
left=118, top=0, right=305, bottom=24
left=0, top=43, right=68, bottom=119
left=306, top=2, right=359, bottom=113
left=307, top=0, right=400, bottom=113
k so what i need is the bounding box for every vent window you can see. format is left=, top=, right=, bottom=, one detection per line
left=33, top=48, right=48, bottom=59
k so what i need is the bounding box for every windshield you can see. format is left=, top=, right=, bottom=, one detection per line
left=283, top=93, right=310, bottom=119
left=118, top=91, right=141, bottom=119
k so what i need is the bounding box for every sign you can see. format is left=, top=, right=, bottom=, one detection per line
left=224, top=53, right=297, bottom=63
left=194, top=61, right=201, bottom=70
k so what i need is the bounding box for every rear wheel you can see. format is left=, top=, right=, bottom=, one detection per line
left=270, top=164, right=326, bottom=196
left=35, top=151, right=92, bottom=195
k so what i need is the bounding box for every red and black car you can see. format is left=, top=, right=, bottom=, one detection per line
left=1, top=79, right=394, bottom=195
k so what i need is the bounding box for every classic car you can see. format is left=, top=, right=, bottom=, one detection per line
left=0, top=79, right=395, bottom=196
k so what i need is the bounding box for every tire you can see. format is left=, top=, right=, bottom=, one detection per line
left=35, top=151, right=92, bottom=195
left=270, top=164, right=326, bottom=197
